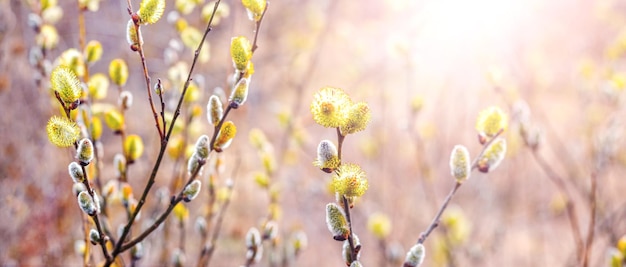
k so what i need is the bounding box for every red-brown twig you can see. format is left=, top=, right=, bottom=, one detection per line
left=119, top=163, right=204, bottom=251
left=106, top=1, right=224, bottom=265
left=250, top=3, right=269, bottom=53
left=125, top=1, right=163, bottom=140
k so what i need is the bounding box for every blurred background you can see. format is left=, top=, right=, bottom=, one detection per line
left=2, top=0, right=626, bottom=266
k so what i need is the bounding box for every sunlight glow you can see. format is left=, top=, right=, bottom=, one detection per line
left=419, top=0, right=529, bottom=51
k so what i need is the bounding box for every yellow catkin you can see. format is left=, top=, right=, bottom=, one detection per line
left=84, top=40, right=103, bottom=63
left=125, top=19, right=143, bottom=48
left=104, top=109, right=124, bottom=131
left=109, top=59, right=129, bottom=86
left=248, top=128, right=267, bottom=150
left=403, top=244, right=425, bottom=267
left=476, top=106, right=508, bottom=137
left=449, top=145, right=471, bottom=182
left=202, top=1, right=230, bottom=25
left=367, top=212, right=392, bottom=239
left=207, top=95, right=223, bottom=126
left=310, top=87, right=352, bottom=128
left=183, top=82, right=200, bottom=103
left=51, top=66, right=82, bottom=105
left=478, top=138, right=507, bottom=173
left=77, top=138, right=94, bottom=165
left=167, top=136, right=185, bottom=159
left=325, top=203, right=350, bottom=240
left=229, top=78, right=249, bottom=108
left=180, top=26, right=202, bottom=49
left=241, top=0, right=266, bottom=21
left=230, top=36, right=252, bottom=71
left=182, top=180, right=201, bottom=202
left=37, top=25, right=59, bottom=50
left=214, top=121, right=237, bottom=152
left=172, top=202, right=189, bottom=221
left=46, top=116, right=80, bottom=147
left=138, top=0, right=165, bottom=24
left=88, top=73, right=109, bottom=100
left=332, top=163, right=368, bottom=198
left=340, top=101, right=371, bottom=135
left=313, top=139, right=340, bottom=173
left=124, top=134, right=144, bottom=162
left=57, top=49, right=86, bottom=78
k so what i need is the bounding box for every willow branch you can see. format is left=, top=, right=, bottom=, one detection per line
left=119, top=165, right=203, bottom=252
left=80, top=164, right=112, bottom=262
left=250, top=3, right=269, bottom=53
left=417, top=182, right=462, bottom=244
left=333, top=127, right=357, bottom=263
left=131, top=22, right=162, bottom=140
left=107, top=1, right=223, bottom=265
left=416, top=129, right=504, bottom=245
left=54, top=94, right=112, bottom=262
left=342, top=196, right=358, bottom=263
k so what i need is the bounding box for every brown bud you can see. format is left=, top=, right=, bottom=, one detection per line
left=132, top=13, right=140, bottom=24
left=478, top=133, right=487, bottom=145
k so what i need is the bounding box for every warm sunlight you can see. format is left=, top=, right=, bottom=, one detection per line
left=420, top=0, right=529, bottom=47
left=383, top=0, right=541, bottom=86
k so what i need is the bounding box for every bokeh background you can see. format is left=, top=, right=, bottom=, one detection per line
left=2, top=0, right=626, bottom=266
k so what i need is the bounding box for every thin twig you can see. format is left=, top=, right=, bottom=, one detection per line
left=200, top=159, right=240, bottom=266
left=120, top=164, right=203, bottom=251
left=336, top=128, right=345, bottom=161
left=80, top=162, right=111, bottom=262
left=133, top=28, right=162, bottom=140
left=209, top=105, right=233, bottom=148
left=196, top=173, right=217, bottom=267
left=203, top=187, right=233, bottom=265
left=334, top=127, right=357, bottom=263
left=156, top=79, right=166, bottom=137
left=107, top=2, right=224, bottom=265
left=77, top=1, right=89, bottom=83
left=470, top=129, right=504, bottom=170
left=90, top=139, right=106, bottom=214
left=251, top=3, right=269, bottom=53
left=530, top=149, right=583, bottom=258
left=582, top=171, right=598, bottom=267
left=416, top=129, right=504, bottom=245
left=106, top=17, right=216, bottom=267
left=54, top=94, right=112, bottom=263
left=342, top=196, right=358, bottom=263
left=494, top=85, right=585, bottom=260
left=417, top=182, right=462, bottom=244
